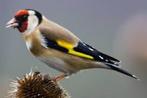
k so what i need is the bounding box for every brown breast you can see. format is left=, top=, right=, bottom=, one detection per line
left=23, top=30, right=48, bottom=56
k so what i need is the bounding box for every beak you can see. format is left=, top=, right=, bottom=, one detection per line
left=6, top=18, right=19, bottom=28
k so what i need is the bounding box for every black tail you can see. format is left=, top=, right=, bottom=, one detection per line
left=105, top=63, right=139, bottom=80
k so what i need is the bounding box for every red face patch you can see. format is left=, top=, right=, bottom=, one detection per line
left=15, top=10, right=29, bottom=17
left=14, top=10, right=29, bottom=33
left=18, top=21, right=28, bottom=32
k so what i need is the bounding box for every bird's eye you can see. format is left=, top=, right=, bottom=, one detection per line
left=22, top=15, right=28, bottom=20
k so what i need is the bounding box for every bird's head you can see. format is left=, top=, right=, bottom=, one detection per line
left=6, top=9, right=42, bottom=34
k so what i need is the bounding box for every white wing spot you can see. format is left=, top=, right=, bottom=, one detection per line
left=113, top=61, right=118, bottom=64
left=105, top=59, right=108, bottom=62
left=83, top=43, right=86, bottom=46
left=99, top=55, right=104, bottom=60
left=89, top=48, right=94, bottom=51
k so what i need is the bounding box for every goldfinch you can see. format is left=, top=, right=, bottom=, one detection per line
left=6, top=9, right=138, bottom=80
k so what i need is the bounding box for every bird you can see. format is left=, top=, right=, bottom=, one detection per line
left=6, top=9, right=139, bottom=81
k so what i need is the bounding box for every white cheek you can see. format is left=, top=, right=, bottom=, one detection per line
left=24, top=15, right=39, bottom=35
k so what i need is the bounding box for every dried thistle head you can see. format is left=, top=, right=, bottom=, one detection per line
left=9, top=71, right=70, bottom=98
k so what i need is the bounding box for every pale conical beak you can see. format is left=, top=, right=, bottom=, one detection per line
left=6, top=18, right=19, bottom=28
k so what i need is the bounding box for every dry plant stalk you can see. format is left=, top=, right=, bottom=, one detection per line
left=9, top=71, right=70, bottom=98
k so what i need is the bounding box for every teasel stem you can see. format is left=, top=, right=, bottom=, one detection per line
left=9, top=71, right=70, bottom=98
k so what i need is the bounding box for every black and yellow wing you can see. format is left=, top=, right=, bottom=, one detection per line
left=41, top=33, right=120, bottom=65
left=73, top=41, right=120, bottom=65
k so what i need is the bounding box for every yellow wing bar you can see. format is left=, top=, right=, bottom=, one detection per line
left=57, top=40, right=94, bottom=59
left=68, top=49, right=93, bottom=59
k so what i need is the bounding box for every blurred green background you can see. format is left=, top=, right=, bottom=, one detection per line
left=0, top=0, right=147, bottom=98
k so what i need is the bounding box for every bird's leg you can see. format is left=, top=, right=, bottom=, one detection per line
left=52, top=73, right=67, bottom=82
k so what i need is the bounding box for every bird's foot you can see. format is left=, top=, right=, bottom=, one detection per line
left=52, top=73, right=67, bottom=82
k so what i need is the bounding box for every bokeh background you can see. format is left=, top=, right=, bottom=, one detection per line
left=0, top=0, right=147, bottom=98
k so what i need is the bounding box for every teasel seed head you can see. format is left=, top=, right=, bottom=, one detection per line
left=9, top=71, right=70, bottom=98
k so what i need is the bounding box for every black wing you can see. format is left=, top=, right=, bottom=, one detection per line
left=42, top=31, right=120, bottom=65
left=74, top=42, right=121, bottom=66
